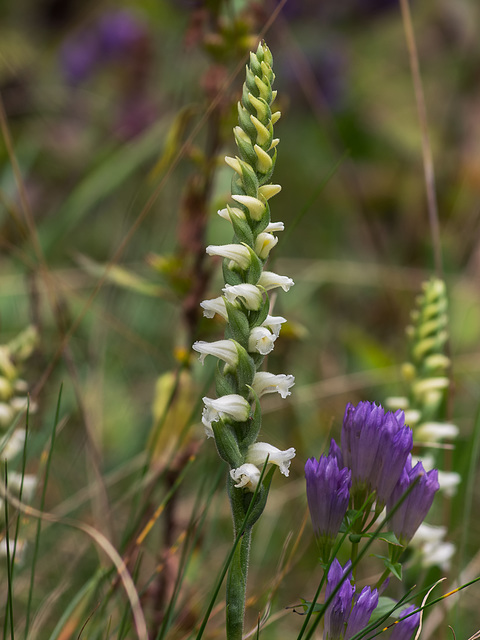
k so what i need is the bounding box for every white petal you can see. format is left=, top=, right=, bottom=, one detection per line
left=416, top=422, right=459, bottom=441
left=0, top=402, right=14, bottom=428
left=192, top=340, right=238, bottom=366
left=248, top=327, right=276, bottom=355
left=231, top=195, right=266, bottom=221
left=206, top=244, right=251, bottom=270
left=437, top=470, right=461, bottom=497
left=222, top=284, right=263, bottom=310
left=261, top=314, right=287, bottom=337
left=257, top=271, right=294, bottom=292
left=265, top=221, right=284, bottom=233
left=202, top=394, right=250, bottom=427
left=252, top=372, right=295, bottom=399
left=246, top=442, right=296, bottom=477
left=411, top=523, right=447, bottom=546
left=1, top=429, right=26, bottom=460
left=255, top=233, right=278, bottom=259
left=200, top=297, right=228, bottom=320
left=230, top=464, right=261, bottom=491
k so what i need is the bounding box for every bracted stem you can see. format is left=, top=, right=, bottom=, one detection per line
left=226, top=526, right=252, bottom=640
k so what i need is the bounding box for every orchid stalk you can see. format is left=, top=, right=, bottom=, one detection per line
left=192, top=42, right=295, bottom=640
left=385, top=277, right=457, bottom=567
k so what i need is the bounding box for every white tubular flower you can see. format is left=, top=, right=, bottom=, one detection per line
left=192, top=340, right=239, bottom=366
left=255, top=233, right=278, bottom=259
left=0, top=538, right=26, bottom=563
left=421, top=540, right=456, bottom=571
left=202, top=395, right=251, bottom=429
left=8, top=472, right=37, bottom=502
left=200, top=297, right=228, bottom=320
left=222, top=284, right=263, bottom=310
left=403, top=409, right=421, bottom=425
left=252, top=372, right=295, bottom=398
left=231, top=195, right=266, bottom=221
left=224, top=156, right=242, bottom=175
left=1, top=429, right=26, bottom=460
left=411, top=522, right=447, bottom=546
left=217, top=206, right=246, bottom=223
left=206, top=244, right=251, bottom=270
left=411, top=524, right=455, bottom=570
left=258, top=184, right=281, bottom=200
left=230, top=464, right=261, bottom=491
left=385, top=396, right=410, bottom=410
left=261, top=314, right=287, bottom=337
left=258, top=271, right=294, bottom=292
left=254, top=144, right=273, bottom=173
left=0, top=402, right=14, bottom=428
left=437, top=470, right=461, bottom=497
left=265, top=221, right=284, bottom=233
left=246, top=442, right=296, bottom=477
left=416, top=421, right=459, bottom=441
left=248, top=327, right=276, bottom=355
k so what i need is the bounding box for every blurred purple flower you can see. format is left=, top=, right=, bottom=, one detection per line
left=305, top=455, right=351, bottom=561
left=98, top=11, right=144, bottom=56
left=61, top=31, right=101, bottom=83
left=390, top=604, right=420, bottom=640
left=323, top=559, right=378, bottom=640
left=341, top=401, right=413, bottom=508
left=387, top=456, right=439, bottom=545
left=61, top=10, right=145, bottom=84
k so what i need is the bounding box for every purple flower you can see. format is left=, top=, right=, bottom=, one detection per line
left=324, top=560, right=354, bottom=640
left=328, top=438, right=344, bottom=468
left=323, top=559, right=378, bottom=640
left=341, top=402, right=413, bottom=508
left=387, top=457, right=439, bottom=545
left=305, top=455, right=351, bottom=561
left=390, top=604, right=420, bottom=640
left=345, top=585, right=379, bottom=639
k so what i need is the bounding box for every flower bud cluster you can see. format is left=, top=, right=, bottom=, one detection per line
left=192, top=43, right=295, bottom=495
left=386, top=278, right=453, bottom=449
left=0, top=326, right=39, bottom=532
left=385, top=278, right=457, bottom=567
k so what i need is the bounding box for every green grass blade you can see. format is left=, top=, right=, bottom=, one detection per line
left=4, top=463, right=16, bottom=640
left=25, top=384, right=63, bottom=639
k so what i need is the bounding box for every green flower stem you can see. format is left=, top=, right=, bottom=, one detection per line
left=226, top=527, right=252, bottom=640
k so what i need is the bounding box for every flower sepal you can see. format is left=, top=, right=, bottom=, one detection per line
left=215, top=364, right=238, bottom=397
left=212, top=418, right=243, bottom=468
left=224, top=298, right=250, bottom=349
left=242, top=465, right=276, bottom=528
left=234, top=124, right=258, bottom=167
left=240, top=385, right=262, bottom=447
left=247, top=294, right=270, bottom=329
left=234, top=342, right=256, bottom=391
left=228, top=205, right=254, bottom=246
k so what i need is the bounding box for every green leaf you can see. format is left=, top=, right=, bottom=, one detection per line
left=74, top=253, right=170, bottom=298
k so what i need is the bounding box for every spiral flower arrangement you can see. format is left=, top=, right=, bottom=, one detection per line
left=192, top=42, right=295, bottom=639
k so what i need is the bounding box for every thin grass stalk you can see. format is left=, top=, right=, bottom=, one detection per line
left=25, top=385, right=62, bottom=639
left=4, top=463, right=16, bottom=640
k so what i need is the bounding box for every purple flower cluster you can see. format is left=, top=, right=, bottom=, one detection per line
left=323, top=559, right=378, bottom=640
left=305, top=401, right=439, bottom=549
left=305, top=456, right=351, bottom=561
left=341, top=402, right=413, bottom=508
left=387, top=456, right=439, bottom=545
